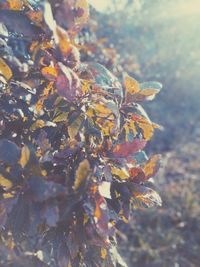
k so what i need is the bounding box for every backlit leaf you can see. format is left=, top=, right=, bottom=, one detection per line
left=0, top=57, right=12, bottom=81
left=131, top=184, right=162, bottom=208
left=143, top=154, right=161, bottom=179
left=41, top=66, right=58, bottom=81
left=112, top=139, right=146, bottom=158
left=74, top=159, right=91, bottom=190
left=0, top=0, right=24, bottom=10
left=124, top=74, right=162, bottom=102
left=56, top=26, right=72, bottom=58
left=68, top=113, right=85, bottom=139
left=124, top=74, right=140, bottom=94
left=0, top=174, right=13, bottom=189
left=111, top=167, right=129, bottom=180
left=19, top=145, right=30, bottom=168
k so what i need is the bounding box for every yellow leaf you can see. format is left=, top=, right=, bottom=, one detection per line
left=3, top=192, right=15, bottom=199
left=101, top=248, right=107, bottom=259
left=83, top=214, right=89, bottom=225
left=41, top=66, right=58, bottom=81
left=143, top=154, right=161, bottom=178
left=74, top=159, right=91, bottom=190
left=137, top=120, right=154, bottom=141
left=0, top=174, right=13, bottom=189
left=124, top=74, right=140, bottom=94
left=35, top=82, right=54, bottom=113
left=19, top=145, right=30, bottom=168
left=101, top=120, right=115, bottom=136
left=131, top=115, right=154, bottom=141
left=81, top=79, right=93, bottom=94
left=0, top=58, right=12, bottom=81
left=111, top=167, right=129, bottom=180
left=119, top=210, right=129, bottom=223
left=30, top=120, right=45, bottom=131
left=8, top=0, right=23, bottom=10
left=94, top=103, right=112, bottom=116
left=152, top=122, right=162, bottom=129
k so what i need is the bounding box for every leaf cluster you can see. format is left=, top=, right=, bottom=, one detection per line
left=0, top=1, right=162, bottom=266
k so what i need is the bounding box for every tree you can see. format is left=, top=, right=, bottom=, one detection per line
left=0, top=1, right=162, bottom=266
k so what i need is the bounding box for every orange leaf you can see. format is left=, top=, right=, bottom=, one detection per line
left=41, top=66, right=58, bottom=81
left=56, top=26, right=72, bottom=57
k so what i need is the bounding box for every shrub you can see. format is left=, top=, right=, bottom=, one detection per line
left=0, top=1, right=162, bottom=266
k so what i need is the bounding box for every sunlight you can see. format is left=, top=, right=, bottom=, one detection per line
left=88, top=0, right=128, bottom=12
left=88, top=0, right=200, bottom=15
left=173, top=0, right=200, bottom=16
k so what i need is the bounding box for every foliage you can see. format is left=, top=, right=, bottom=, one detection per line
left=0, top=1, right=162, bottom=266
left=119, top=141, right=200, bottom=267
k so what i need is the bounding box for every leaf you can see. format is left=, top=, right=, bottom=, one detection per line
left=0, top=0, right=24, bottom=10
left=111, top=167, right=129, bottom=180
left=0, top=174, right=13, bottom=189
left=30, top=120, right=56, bottom=131
left=35, top=82, right=54, bottom=113
left=55, top=63, right=81, bottom=101
left=131, top=184, right=162, bottom=208
left=0, top=139, right=20, bottom=165
left=128, top=167, right=146, bottom=183
left=56, top=26, right=72, bottom=58
left=68, top=113, right=85, bottom=139
left=140, top=81, right=163, bottom=91
left=124, top=74, right=140, bottom=94
left=19, top=145, right=30, bottom=168
left=74, top=159, right=91, bottom=190
left=112, top=139, right=146, bottom=158
left=99, top=182, right=111, bottom=199
left=101, top=248, right=107, bottom=259
left=84, top=184, right=109, bottom=239
left=53, top=112, right=69, bottom=123
left=86, top=63, right=123, bottom=98
left=110, top=246, right=128, bottom=267
left=123, top=74, right=162, bottom=102
left=41, top=66, right=58, bottom=81
left=0, top=57, right=12, bottom=81
left=131, top=114, right=157, bottom=141
left=143, top=154, right=161, bottom=179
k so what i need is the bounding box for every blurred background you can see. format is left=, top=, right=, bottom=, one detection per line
left=83, top=0, right=200, bottom=266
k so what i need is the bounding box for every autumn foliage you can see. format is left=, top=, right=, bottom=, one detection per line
left=0, top=1, right=162, bottom=266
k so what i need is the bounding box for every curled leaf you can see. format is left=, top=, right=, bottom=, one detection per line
left=131, top=184, right=162, bottom=208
